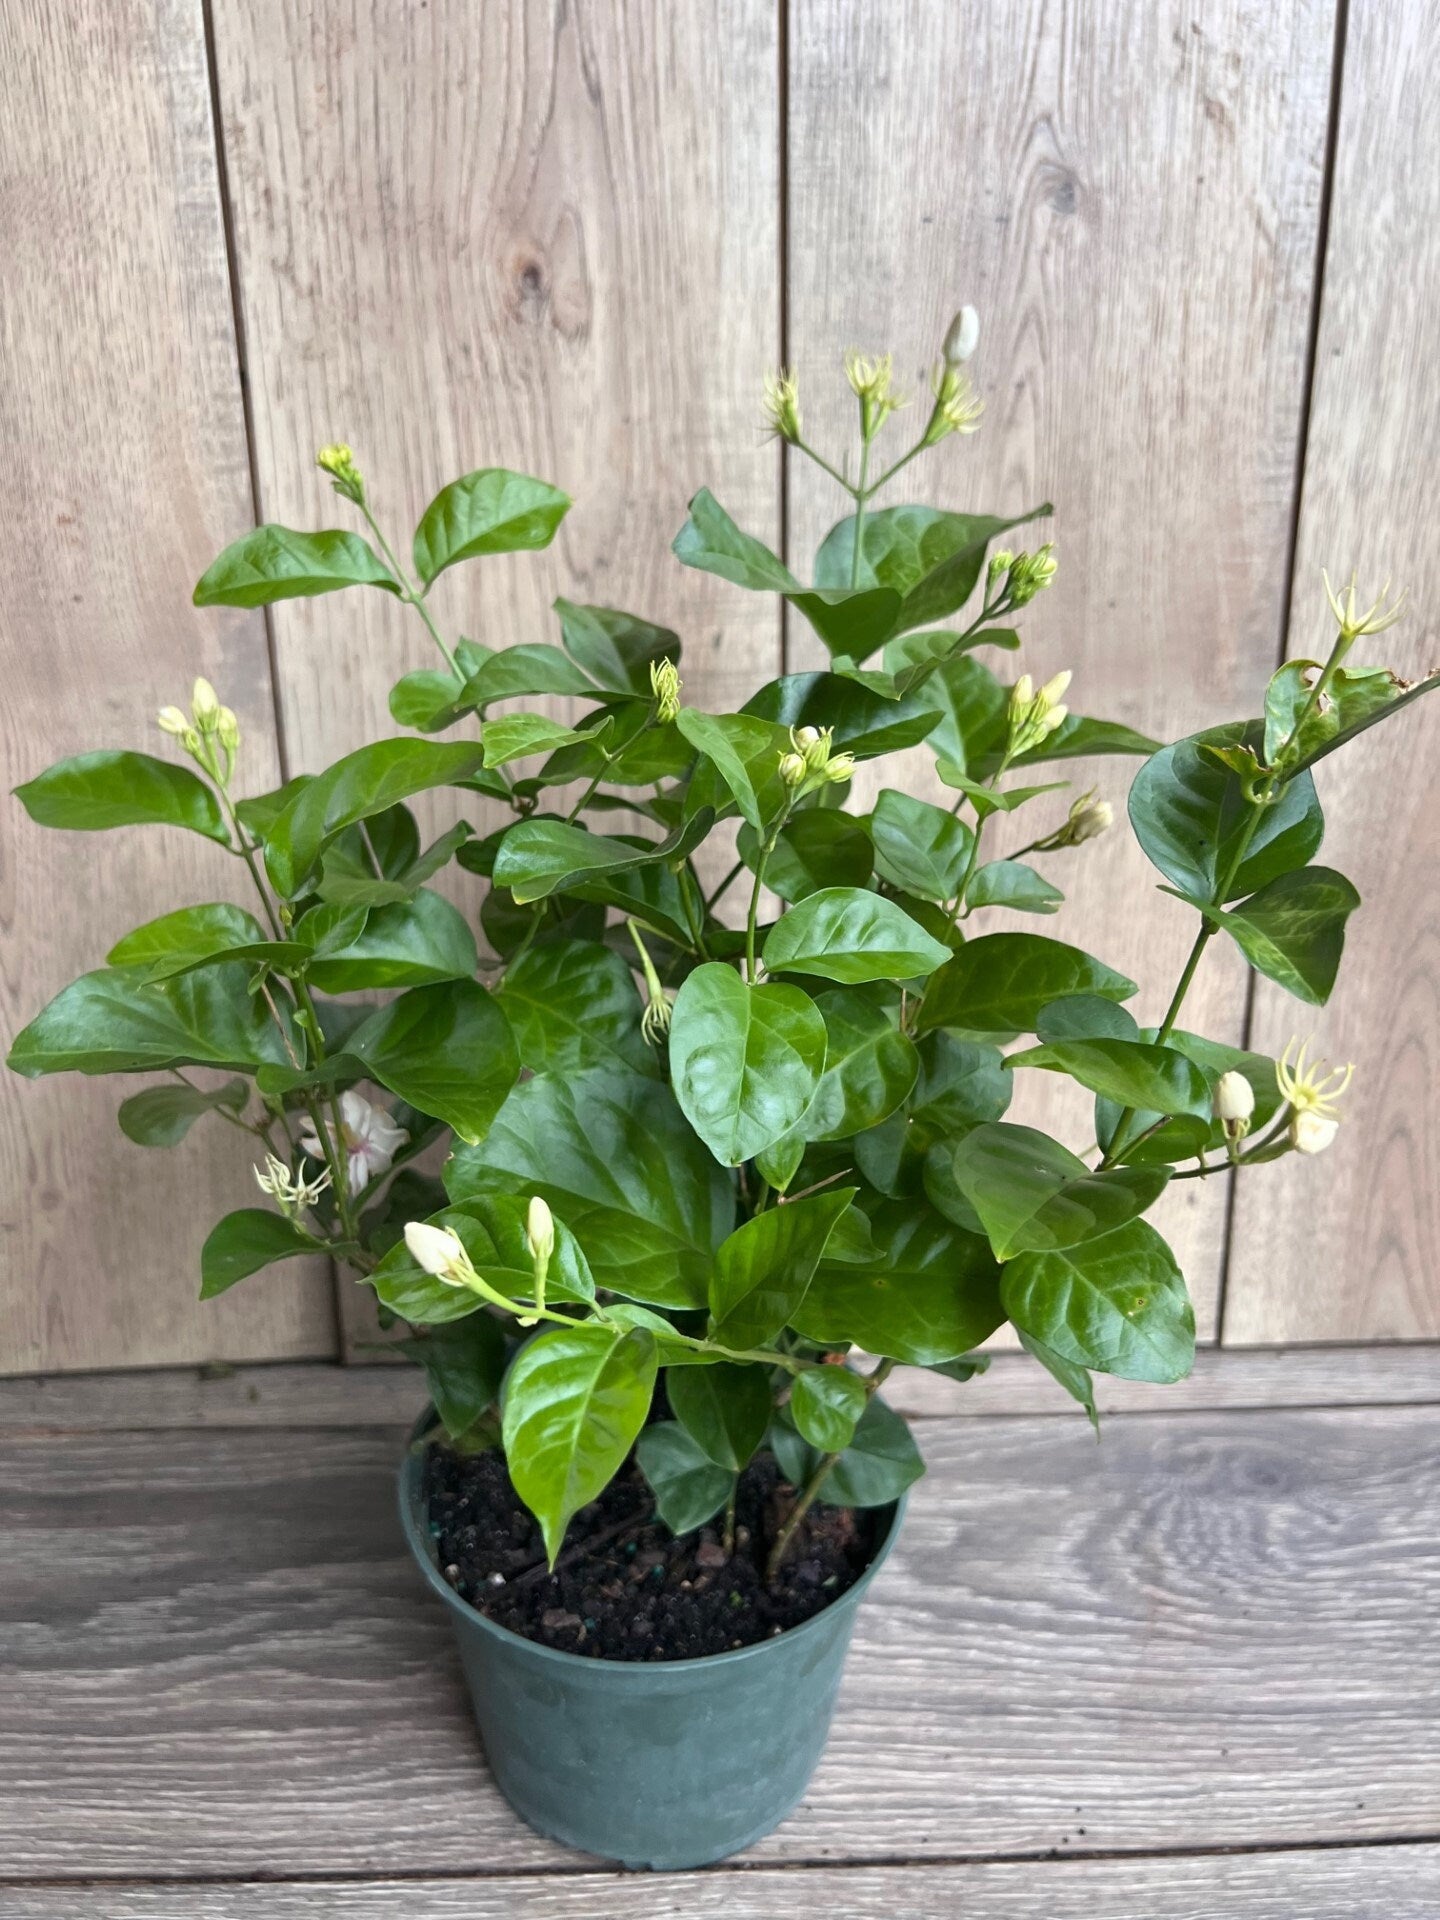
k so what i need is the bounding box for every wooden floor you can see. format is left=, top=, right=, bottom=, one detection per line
left=2, top=1351, right=1438, bottom=1918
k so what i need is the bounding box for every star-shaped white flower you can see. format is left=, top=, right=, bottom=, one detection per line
left=299, top=1090, right=408, bottom=1195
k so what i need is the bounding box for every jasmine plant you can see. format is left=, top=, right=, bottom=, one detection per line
left=10, top=314, right=1436, bottom=1576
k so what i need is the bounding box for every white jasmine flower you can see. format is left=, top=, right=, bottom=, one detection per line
left=1289, top=1110, right=1339, bottom=1155
left=299, top=1090, right=408, bottom=1195
left=403, top=1221, right=474, bottom=1287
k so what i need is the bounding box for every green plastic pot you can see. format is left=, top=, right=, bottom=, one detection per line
left=398, top=1409, right=906, bottom=1869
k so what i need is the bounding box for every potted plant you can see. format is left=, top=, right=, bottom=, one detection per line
left=8, top=311, right=1435, bottom=1870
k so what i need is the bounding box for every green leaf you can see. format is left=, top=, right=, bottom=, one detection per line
left=790, top=1365, right=868, bottom=1452
left=635, top=1423, right=733, bottom=1533
left=791, top=985, right=918, bottom=1143
left=743, top=672, right=944, bottom=759
left=15, top=751, right=231, bottom=845
left=918, top=933, right=1137, bottom=1041
left=1284, top=663, right=1440, bottom=773
left=200, top=1208, right=323, bottom=1299
left=939, top=1121, right=1170, bottom=1259
left=669, top=963, right=827, bottom=1166
left=869, top=788, right=973, bottom=901
left=1002, top=1219, right=1194, bottom=1383
left=1016, top=1328, right=1099, bottom=1430
left=264, top=740, right=486, bottom=897
left=763, top=887, right=950, bottom=984
left=1035, top=994, right=1139, bottom=1044
left=399, top=1314, right=508, bottom=1441
left=465, top=641, right=601, bottom=705
left=194, top=526, right=400, bottom=607
left=447, top=1067, right=734, bottom=1309
left=815, top=504, right=1051, bottom=637
left=1009, top=713, right=1160, bottom=769
left=934, top=768, right=1069, bottom=819
left=1186, top=865, right=1361, bottom=1004
left=854, top=1033, right=1012, bottom=1197
left=1005, top=1037, right=1212, bottom=1118
left=668, top=1363, right=772, bottom=1471
left=501, top=1322, right=657, bottom=1565
left=675, top=710, right=779, bottom=833
left=105, top=903, right=278, bottom=979
left=491, top=811, right=713, bottom=906
left=707, top=1187, right=856, bottom=1348
left=793, top=1201, right=1004, bottom=1363
left=1093, top=1028, right=1283, bottom=1167
left=737, top=808, right=873, bottom=903
left=495, top=938, right=654, bottom=1078
left=117, top=1077, right=248, bottom=1147
left=967, top=859, right=1064, bottom=915
left=315, top=820, right=473, bottom=908
left=305, top=889, right=478, bottom=992
left=389, top=667, right=469, bottom=733
left=1265, top=659, right=1408, bottom=768
left=554, top=600, right=680, bottom=696
left=823, top=1397, right=925, bottom=1507
left=921, top=656, right=1011, bottom=776
left=785, top=585, right=903, bottom=660
left=370, top=1197, right=594, bottom=1325
left=234, top=776, right=312, bottom=841
left=8, top=964, right=297, bottom=1078
left=672, top=488, right=798, bottom=591
left=480, top=713, right=591, bottom=769
left=412, top=468, right=570, bottom=586
left=1128, top=722, right=1324, bottom=902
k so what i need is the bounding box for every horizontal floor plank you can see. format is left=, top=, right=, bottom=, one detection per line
left=1, top=1407, right=1436, bottom=1878
left=5, top=1843, right=1440, bottom=1916
left=3, top=1342, right=1438, bottom=1433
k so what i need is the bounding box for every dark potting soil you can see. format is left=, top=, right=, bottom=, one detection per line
left=422, top=1442, right=885, bottom=1661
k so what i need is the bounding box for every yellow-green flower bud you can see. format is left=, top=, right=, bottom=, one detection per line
left=157, top=706, right=190, bottom=736
left=762, top=369, right=802, bottom=445
left=779, top=751, right=808, bottom=787
left=923, top=363, right=984, bottom=446
left=316, top=441, right=365, bottom=504
left=1066, top=791, right=1113, bottom=843
left=1008, top=544, right=1058, bottom=607
left=793, top=725, right=822, bottom=751
left=1321, top=568, right=1406, bottom=646
left=216, top=706, right=240, bottom=756
left=191, top=677, right=221, bottom=731
left=988, top=549, right=1014, bottom=587
left=649, top=656, right=682, bottom=724
left=825, top=751, right=856, bottom=785
left=791, top=723, right=833, bottom=774
left=942, top=306, right=981, bottom=366
left=1009, top=673, right=1034, bottom=718
left=844, top=350, right=905, bottom=440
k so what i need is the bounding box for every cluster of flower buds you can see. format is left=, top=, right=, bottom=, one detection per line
left=316, top=442, right=366, bottom=507
left=1033, top=787, right=1114, bottom=851
left=1276, top=1037, right=1353, bottom=1156
left=1007, top=670, right=1071, bottom=756
left=988, top=544, right=1058, bottom=609
left=1212, top=1070, right=1256, bottom=1160
left=253, top=1151, right=332, bottom=1219
left=157, top=677, right=241, bottom=787
left=762, top=369, right=802, bottom=446
left=649, top=656, right=683, bottom=725
left=778, top=724, right=855, bottom=793
left=922, top=306, right=984, bottom=447
left=844, top=351, right=905, bottom=440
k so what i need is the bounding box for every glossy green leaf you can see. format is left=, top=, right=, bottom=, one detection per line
left=785, top=585, right=903, bottom=659
left=193, top=526, right=400, bottom=607
left=707, top=1187, right=856, bottom=1348
left=635, top=1423, right=733, bottom=1533
left=8, top=964, right=297, bottom=1078
left=447, top=1067, right=734, bottom=1309
left=855, top=1033, right=1012, bottom=1197
left=763, top=887, right=950, bottom=984
left=305, top=889, right=478, bottom=992
left=117, top=1077, right=248, bottom=1147
left=199, top=1208, right=324, bottom=1299
left=743, top=672, right=944, bottom=759
left=675, top=710, right=780, bottom=834
left=1186, top=865, right=1361, bottom=1004
left=399, top=1314, right=508, bottom=1441
left=315, top=820, right=473, bottom=908
left=1128, top=722, right=1324, bottom=902
left=793, top=1200, right=1004, bottom=1363
left=815, top=503, right=1051, bottom=636
left=672, top=488, right=798, bottom=591
left=495, top=938, right=654, bottom=1078
left=1009, top=713, right=1160, bottom=770
left=1093, top=1028, right=1283, bottom=1167
left=1035, top=995, right=1140, bottom=1044
left=412, top=468, right=569, bottom=586
left=15, top=751, right=231, bottom=844
left=939, top=1121, right=1170, bottom=1259
left=480, top=713, right=591, bottom=769
left=738, top=808, right=874, bottom=903
left=1002, top=1219, right=1194, bottom=1383
left=491, top=811, right=713, bottom=906
left=822, top=1397, right=926, bottom=1507
left=264, top=740, right=486, bottom=897
left=1006, top=1037, right=1211, bottom=1118
left=501, top=1321, right=657, bottom=1565
left=669, top=963, right=826, bottom=1166
left=921, top=656, right=1011, bottom=776
left=967, top=859, right=1064, bottom=914
left=389, top=667, right=470, bottom=733
left=466, top=640, right=602, bottom=704
left=668, top=1363, right=772, bottom=1471
left=1017, top=1328, right=1099, bottom=1430
left=869, top=788, right=973, bottom=900
left=554, top=599, right=680, bottom=696
left=105, top=903, right=276, bottom=979
left=789, top=1365, right=868, bottom=1452
left=791, top=985, right=918, bottom=1143
left=917, top=933, right=1137, bottom=1041
left=1285, top=664, right=1440, bottom=773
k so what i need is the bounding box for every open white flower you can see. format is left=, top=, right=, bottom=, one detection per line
left=299, top=1090, right=408, bottom=1195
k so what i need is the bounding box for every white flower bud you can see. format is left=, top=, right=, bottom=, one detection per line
left=1009, top=673, right=1034, bottom=716
left=1037, top=670, right=1072, bottom=708
left=825, top=752, right=856, bottom=784
left=1214, top=1070, right=1255, bottom=1125
left=793, top=726, right=822, bottom=751
left=157, top=705, right=190, bottom=736
left=1067, top=793, right=1113, bottom=843
left=216, top=706, right=240, bottom=755
left=779, top=751, right=807, bottom=787
left=525, top=1195, right=556, bottom=1265
left=1289, top=1110, right=1339, bottom=1155
left=943, top=306, right=981, bottom=366
left=404, top=1220, right=471, bottom=1285
left=191, top=677, right=221, bottom=731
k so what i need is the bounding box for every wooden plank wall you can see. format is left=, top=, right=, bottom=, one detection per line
left=0, top=0, right=1432, bottom=1371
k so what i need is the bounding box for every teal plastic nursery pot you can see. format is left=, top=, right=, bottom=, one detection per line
left=398, top=1410, right=907, bottom=1870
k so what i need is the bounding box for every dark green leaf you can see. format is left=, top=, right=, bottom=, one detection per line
left=1093, top=1028, right=1283, bottom=1167
left=1006, top=1037, right=1212, bottom=1118
left=791, top=985, right=918, bottom=1143
left=763, top=887, right=950, bottom=984
left=465, top=640, right=601, bottom=705
left=315, top=820, right=473, bottom=908
left=480, top=713, right=591, bottom=768
left=823, top=1396, right=925, bottom=1507
left=855, top=1033, right=1011, bottom=1196
left=369, top=1200, right=593, bottom=1326
left=8, top=964, right=298, bottom=1078
left=193, top=526, right=400, bottom=607
left=494, top=938, right=654, bottom=1078
left=501, top=1322, right=657, bottom=1565
left=675, top=710, right=782, bottom=833
left=200, top=1208, right=324, bottom=1299
left=1017, top=1328, right=1099, bottom=1430
left=1186, top=865, right=1360, bottom=1004
left=672, top=488, right=798, bottom=591
left=743, top=672, right=943, bottom=759
left=939, top=1121, right=1170, bottom=1259
left=738, top=807, right=874, bottom=903
left=412, top=468, right=569, bottom=586
left=400, top=1314, right=508, bottom=1440
left=785, top=585, right=903, bottom=660
left=554, top=599, right=680, bottom=696
left=105, top=903, right=279, bottom=979
left=967, top=859, right=1064, bottom=914
left=305, top=889, right=478, bottom=992
left=790, top=1365, right=868, bottom=1452
left=117, top=1077, right=248, bottom=1147
left=669, top=963, right=827, bottom=1166
left=869, top=788, right=973, bottom=900
left=1009, top=713, right=1160, bottom=770
left=15, top=751, right=231, bottom=844
left=1002, top=1219, right=1194, bottom=1383
left=635, top=1423, right=733, bottom=1533
left=815, top=503, right=1051, bottom=637
left=491, top=811, right=713, bottom=905
left=1035, top=995, right=1140, bottom=1043
left=708, top=1187, right=856, bottom=1348
left=668, top=1363, right=772, bottom=1471
left=918, top=933, right=1137, bottom=1041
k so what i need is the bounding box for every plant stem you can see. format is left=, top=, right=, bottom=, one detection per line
left=849, top=437, right=873, bottom=589
left=360, top=502, right=460, bottom=679
left=778, top=1165, right=855, bottom=1204
left=766, top=1356, right=895, bottom=1581
left=722, top=1479, right=738, bottom=1558
left=792, top=437, right=856, bottom=496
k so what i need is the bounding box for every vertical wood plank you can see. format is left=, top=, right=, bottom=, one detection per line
left=209, top=0, right=781, bottom=1353
left=0, top=0, right=335, bottom=1371
left=787, top=0, right=1335, bottom=1334
left=1225, top=1, right=1440, bottom=1343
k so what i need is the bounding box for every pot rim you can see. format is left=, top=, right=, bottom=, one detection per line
left=398, top=1404, right=908, bottom=1679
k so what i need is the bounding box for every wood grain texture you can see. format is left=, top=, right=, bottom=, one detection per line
left=2, top=1407, right=1436, bottom=1877
left=0, top=0, right=334, bottom=1372
left=3, top=1341, right=1438, bottom=1432
left=1226, top=1, right=1440, bottom=1343
left=8, top=1845, right=1440, bottom=1918
left=785, top=0, right=1337, bottom=1334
